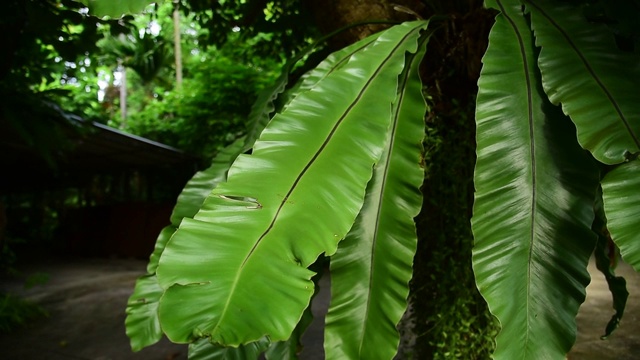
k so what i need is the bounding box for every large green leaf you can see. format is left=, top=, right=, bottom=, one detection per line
left=602, top=159, right=640, bottom=270
left=125, top=138, right=245, bottom=351
left=525, top=0, right=640, bottom=165
left=592, top=193, right=629, bottom=339
left=78, top=0, right=155, bottom=18
left=472, top=1, right=598, bottom=358
left=155, top=20, right=429, bottom=347
left=323, top=32, right=429, bottom=360
left=188, top=337, right=270, bottom=360
left=125, top=274, right=164, bottom=352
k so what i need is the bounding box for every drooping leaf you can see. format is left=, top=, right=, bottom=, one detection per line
left=188, top=337, right=270, bottom=360
left=323, top=31, right=429, bottom=360
left=525, top=0, right=640, bottom=165
left=78, top=0, right=155, bottom=18
left=125, top=274, right=164, bottom=352
left=592, top=191, right=628, bottom=339
left=472, top=1, right=599, bottom=359
left=594, top=240, right=628, bottom=340
left=601, top=159, right=640, bottom=270
left=155, top=20, right=429, bottom=347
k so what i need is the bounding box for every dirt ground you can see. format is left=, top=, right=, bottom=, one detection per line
left=569, top=256, right=640, bottom=360
left=0, top=256, right=328, bottom=360
left=0, top=254, right=638, bottom=360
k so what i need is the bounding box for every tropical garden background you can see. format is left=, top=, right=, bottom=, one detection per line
left=1, top=0, right=639, bottom=359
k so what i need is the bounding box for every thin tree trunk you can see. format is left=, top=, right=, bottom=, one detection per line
left=118, top=58, right=127, bottom=126
left=173, top=0, right=183, bottom=90
left=306, top=0, right=422, bottom=51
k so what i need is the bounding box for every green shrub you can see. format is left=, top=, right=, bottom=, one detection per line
left=124, top=46, right=281, bottom=158
left=0, top=293, right=48, bottom=333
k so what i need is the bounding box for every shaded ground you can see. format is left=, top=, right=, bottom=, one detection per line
left=0, top=258, right=189, bottom=360
left=569, top=257, right=640, bottom=360
left=0, top=256, right=328, bottom=360
left=0, top=254, right=638, bottom=359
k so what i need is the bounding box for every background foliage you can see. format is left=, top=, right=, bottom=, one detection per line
left=121, top=42, right=281, bottom=158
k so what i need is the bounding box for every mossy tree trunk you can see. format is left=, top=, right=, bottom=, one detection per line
left=411, top=102, right=498, bottom=359
left=411, top=5, right=498, bottom=358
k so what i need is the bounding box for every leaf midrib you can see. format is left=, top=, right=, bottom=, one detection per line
left=356, top=38, right=426, bottom=356
left=497, top=2, right=537, bottom=358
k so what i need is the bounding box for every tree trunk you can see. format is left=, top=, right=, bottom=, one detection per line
left=173, top=0, right=183, bottom=89
left=118, top=58, right=127, bottom=126
left=305, top=0, right=424, bottom=51
left=410, top=4, right=498, bottom=358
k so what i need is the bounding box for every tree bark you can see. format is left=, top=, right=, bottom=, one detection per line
left=410, top=4, right=498, bottom=358
left=305, top=0, right=424, bottom=51
left=118, top=58, right=127, bottom=126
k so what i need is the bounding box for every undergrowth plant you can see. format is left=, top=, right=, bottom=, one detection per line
left=80, top=0, right=640, bottom=358
left=0, top=293, right=47, bottom=333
